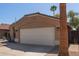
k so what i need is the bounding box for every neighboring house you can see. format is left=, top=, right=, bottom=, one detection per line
left=10, top=12, right=71, bottom=46
left=0, top=24, right=10, bottom=40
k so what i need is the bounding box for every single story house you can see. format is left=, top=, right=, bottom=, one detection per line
left=0, top=24, right=10, bottom=39
left=10, top=12, right=71, bottom=46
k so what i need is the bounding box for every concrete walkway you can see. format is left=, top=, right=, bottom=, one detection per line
left=69, top=44, right=79, bottom=56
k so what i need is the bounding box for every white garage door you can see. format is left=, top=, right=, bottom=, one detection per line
left=20, top=27, right=57, bottom=46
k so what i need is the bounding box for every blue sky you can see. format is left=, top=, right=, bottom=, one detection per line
left=0, top=3, right=79, bottom=24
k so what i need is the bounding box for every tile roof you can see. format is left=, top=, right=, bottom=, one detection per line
left=0, top=24, right=10, bottom=30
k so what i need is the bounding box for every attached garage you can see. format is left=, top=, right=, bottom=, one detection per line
left=20, top=27, right=57, bottom=46
left=10, top=13, right=60, bottom=46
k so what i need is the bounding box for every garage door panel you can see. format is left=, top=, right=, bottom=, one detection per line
left=20, top=27, right=57, bottom=46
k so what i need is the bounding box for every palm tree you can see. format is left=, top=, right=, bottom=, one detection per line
left=59, top=3, right=69, bottom=56
left=68, top=11, right=75, bottom=18
left=68, top=11, right=79, bottom=44
left=69, top=17, right=79, bottom=30
left=50, top=5, right=57, bottom=15
left=68, top=10, right=79, bottom=30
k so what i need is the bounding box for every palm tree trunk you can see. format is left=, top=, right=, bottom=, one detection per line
left=59, top=3, right=69, bottom=56
left=53, top=11, right=55, bottom=16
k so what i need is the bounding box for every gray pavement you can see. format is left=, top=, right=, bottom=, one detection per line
left=0, top=39, right=58, bottom=56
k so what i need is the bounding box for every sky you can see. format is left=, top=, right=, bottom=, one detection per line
left=0, top=3, right=79, bottom=24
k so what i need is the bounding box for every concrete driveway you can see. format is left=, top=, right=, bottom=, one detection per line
left=0, top=40, right=58, bottom=56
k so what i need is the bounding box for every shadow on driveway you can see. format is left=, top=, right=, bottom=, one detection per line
left=1, top=40, right=59, bottom=54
